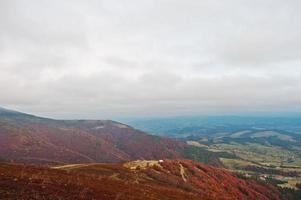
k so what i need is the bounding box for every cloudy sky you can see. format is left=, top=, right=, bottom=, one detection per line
left=1, top=0, right=301, bottom=119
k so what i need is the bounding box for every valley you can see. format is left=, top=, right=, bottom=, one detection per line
left=128, top=116, right=301, bottom=189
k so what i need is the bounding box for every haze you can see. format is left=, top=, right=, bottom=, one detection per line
left=1, top=0, right=301, bottom=119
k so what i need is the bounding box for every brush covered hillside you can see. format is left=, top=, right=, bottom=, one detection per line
left=0, top=108, right=226, bottom=165
left=0, top=160, right=282, bottom=200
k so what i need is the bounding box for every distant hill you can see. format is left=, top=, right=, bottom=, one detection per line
left=125, top=116, right=301, bottom=189
left=126, top=116, right=301, bottom=149
left=0, top=160, right=281, bottom=200
left=0, top=107, right=225, bottom=165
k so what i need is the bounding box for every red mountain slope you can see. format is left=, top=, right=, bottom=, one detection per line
left=0, top=160, right=281, bottom=200
left=0, top=118, right=183, bottom=164
left=0, top=108, right=222, bottom=165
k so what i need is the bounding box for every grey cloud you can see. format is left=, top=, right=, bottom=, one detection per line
left=0, top=0, right=300, bottom=118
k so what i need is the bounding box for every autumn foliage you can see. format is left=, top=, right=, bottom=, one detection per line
left=0, top=160, right=282, bottom=200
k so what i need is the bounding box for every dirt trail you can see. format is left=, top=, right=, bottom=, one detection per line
left=52, top=163, right=93, bottom=169
left=179, top=163, right=187, bottom=182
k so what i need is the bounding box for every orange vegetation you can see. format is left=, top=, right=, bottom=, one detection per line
left=0, top=160, right=281, bottom=200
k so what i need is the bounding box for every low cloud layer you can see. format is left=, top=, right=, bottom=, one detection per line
left=1, top=0, right=301, bottom=119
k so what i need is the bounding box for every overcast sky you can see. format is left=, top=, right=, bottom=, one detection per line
left=1, top=0, right=301, bottom=119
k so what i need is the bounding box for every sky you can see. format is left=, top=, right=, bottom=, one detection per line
left=1, top=0, right=301, bottom=119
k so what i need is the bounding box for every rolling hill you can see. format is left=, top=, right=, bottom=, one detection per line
left=126, top=116, right=301, bottom=142
left=0, top=159, right=282, bottom=200
left=126, top=116, right=301, bottom=189
left=0, top=107, right=224, bottom=165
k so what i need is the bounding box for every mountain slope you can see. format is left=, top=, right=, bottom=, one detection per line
left=0, top=160, right=282, bottom=200
left=0, top=108, right=222, bottom=165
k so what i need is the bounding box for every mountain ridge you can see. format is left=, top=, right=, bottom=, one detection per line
left=0, top=107, right=223, bottom=165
